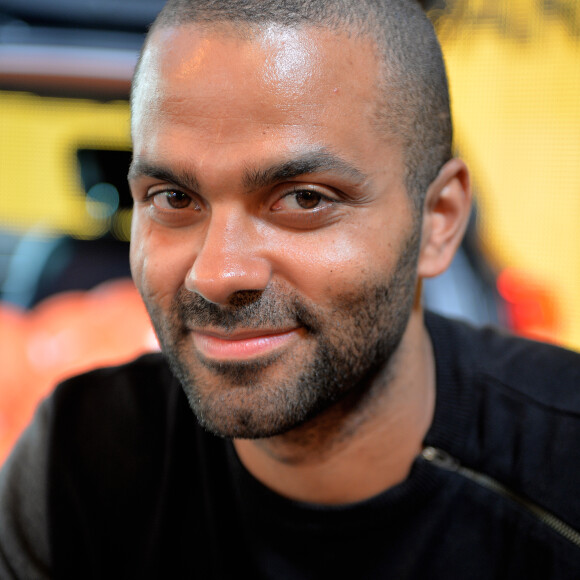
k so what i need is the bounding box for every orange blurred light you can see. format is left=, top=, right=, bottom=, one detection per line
left=497, top=268, right=561, bottom=344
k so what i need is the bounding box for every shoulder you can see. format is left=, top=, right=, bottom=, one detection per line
left=425, top=311, right=580, bottom=412
left=48, top=353, right=189, bottom=485
left=50, top=352, right=178, bottom=427
left=44, top=355, right=224, bottom=573
left=53, top=351, right=175, bottom=401
left=425, top=312, right=580, bottom=527
left=0, top=402, right=52, bottom=579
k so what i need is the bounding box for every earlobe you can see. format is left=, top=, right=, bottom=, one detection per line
left=417, top=158, right=471, bottom=279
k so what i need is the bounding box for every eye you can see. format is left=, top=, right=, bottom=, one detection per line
left=268, top=186, right=344, bottom=230
left=289, top=190, right=323, bottom=210
left=272, top=188, right=333, bottom=212
left=151, top=190, right=199, bottom=211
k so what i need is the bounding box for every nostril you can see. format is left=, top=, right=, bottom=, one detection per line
left=228, top=290, right=264, bottom=307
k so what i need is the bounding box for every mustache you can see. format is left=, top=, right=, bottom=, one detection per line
left=172, top=288, right=319, bottom=332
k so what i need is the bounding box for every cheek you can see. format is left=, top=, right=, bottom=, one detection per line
left=130, top=220, right=194, bottom=308
left=129, top=219, right=147, bottom=290
left=273, top=223, right=396, bottom=300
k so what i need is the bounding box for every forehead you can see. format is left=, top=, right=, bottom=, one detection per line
left=131, top=23, right=396, bottom=177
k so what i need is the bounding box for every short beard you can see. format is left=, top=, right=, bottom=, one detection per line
left=145, top=227, right=420, bottom=439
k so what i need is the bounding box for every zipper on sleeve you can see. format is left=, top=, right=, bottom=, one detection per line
left=421, top=446, right=580, bottom=549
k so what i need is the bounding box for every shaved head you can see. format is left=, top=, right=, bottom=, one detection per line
left=132, top=0, right=451, bottom=210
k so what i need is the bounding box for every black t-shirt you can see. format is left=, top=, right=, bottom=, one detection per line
left=1, top=313, right=580, bottom=578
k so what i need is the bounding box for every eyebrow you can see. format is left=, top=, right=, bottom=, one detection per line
left=242, top=149, right=367, bottom=189
left=128, top=161, right=201, bottom=193
left=128, top=148, right=367, bottom=193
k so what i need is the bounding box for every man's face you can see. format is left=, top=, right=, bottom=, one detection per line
left=129, top=24, right=422, bottom=438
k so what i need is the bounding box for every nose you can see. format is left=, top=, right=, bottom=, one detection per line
left=184, top=208, right=272, bottom=305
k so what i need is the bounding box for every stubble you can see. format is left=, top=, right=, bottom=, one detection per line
left=143, top=226, right=421, bottom=439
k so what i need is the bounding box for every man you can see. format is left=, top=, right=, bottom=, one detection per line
left=1, top=0, right=580, bottom=578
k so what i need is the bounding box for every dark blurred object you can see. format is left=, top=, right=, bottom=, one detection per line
left=0, top=148, right=133, bottom=308
left=0, top=0, right=164, bottom=31
left=0, top=0, right=162, bottom=97
left=419, top=0, right=447, bottom=10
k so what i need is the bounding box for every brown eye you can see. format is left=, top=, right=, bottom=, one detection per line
left=269, top=186, right=342, bottom=230
left=153, top=190, right=193, bottom=210
left=294, top=190, right=322, bottom=209
left=270, top=186, right=337, bottom=215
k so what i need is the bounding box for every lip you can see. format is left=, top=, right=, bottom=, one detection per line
left=190, top=327, right=301, bottom=361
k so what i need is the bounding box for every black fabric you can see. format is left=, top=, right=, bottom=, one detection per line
left=45, top=313, right=580, bottom=579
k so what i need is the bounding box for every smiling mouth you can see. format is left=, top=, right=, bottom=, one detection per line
left=190, top=327, right=302, bottom=361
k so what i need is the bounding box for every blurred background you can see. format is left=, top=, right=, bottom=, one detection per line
left=0, top=0, right=579, bottom=462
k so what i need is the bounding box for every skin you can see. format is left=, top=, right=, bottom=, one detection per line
left=129, top=23, right=471, bottom=504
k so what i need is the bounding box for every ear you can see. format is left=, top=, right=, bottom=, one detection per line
left=417, top=158, right=472, bottom=279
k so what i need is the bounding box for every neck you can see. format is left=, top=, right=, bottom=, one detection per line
left=233, top=308, right=435, bottom=505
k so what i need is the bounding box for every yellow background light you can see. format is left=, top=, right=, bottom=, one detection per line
left=435, top=0, right=580, bottom=349
left=0, top=91, right=131, bottom=238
